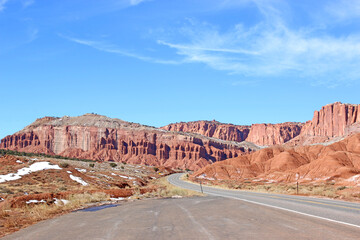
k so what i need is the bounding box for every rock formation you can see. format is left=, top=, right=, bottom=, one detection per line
left=192, top=133, right=360, bottom=184
left=0, top=114, right=258, bottom=170
left=162, top=102, right=360, bottom=146
left=162, top=121, right=302, bottom=146
left=286, top=102, right=360, bottom=146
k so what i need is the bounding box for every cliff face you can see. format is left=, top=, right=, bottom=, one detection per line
left=0, top=114, right=258, bottom=170
left=246, top=123, right=302, bottom=146
left=192, top=133, right=360, bottom=183
left=161, top=121, right=302, bottom=146
left=301, top=102, right=360, bottom=137
left=162, top=102, right=360, bottom=146
left=161, top=121, right=250, bottom=142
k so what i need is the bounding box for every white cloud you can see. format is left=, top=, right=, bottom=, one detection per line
left=22, top=0, right=34, bottom=8
left=0, top=0, right=8, bottom=12
left=129, top=0, right=146, bottom=6
left=155, top=1, right=360, bottom=86
left=326, top=0, right=360, bottom=21
left=60, top=34, right=181, bottom=65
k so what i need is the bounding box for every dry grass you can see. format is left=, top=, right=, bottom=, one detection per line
left=141, top=176, right=203, bottom=199
left=192, top=178, right=357, bottom=200
left=0, top=192, right=111, bottom=237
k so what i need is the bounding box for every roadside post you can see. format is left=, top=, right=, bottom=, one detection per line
left=200, top=180, right=203, bottom=194
left=296, top=173, right=299, bottom=195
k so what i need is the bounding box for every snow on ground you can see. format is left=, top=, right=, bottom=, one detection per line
left=75, top=168, right=87, bottom=173
left=16, top=160, right=22, bottom=164
left=69, top=174, right=88, bottom=186
left=26, top=199, right=46, bottom=204
left=118, top=175, right=135, bottom=179
left=0, top=162, right=62, bottom=183
left=110, top=197, right=124, bottom=201
left=67, top=171, right=72, bottom=174
left=54, top=198, right=69, bottom=205
left=346, top=174, right=360, bottom=185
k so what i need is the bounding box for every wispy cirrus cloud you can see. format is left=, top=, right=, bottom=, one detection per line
left=155, top=1, right=360, bottom=86
left=129, top=0, right=148, bottom=6
left=22, top=0, right=34, bottom=8
left=60, top=34, right=181, bottom=65
left=325, top=0, right=360, bottom=21
left=0, top=0, right=8, bottom=12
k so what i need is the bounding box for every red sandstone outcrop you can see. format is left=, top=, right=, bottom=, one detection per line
left=0, top=114, right=258, bottom=170
left=192, top=133, right=360, bottom=183
left=162, top=102, right=360, bottom=146
left=161, top=121, right=302, bottom=146
left=286, top=102, right=360, bottom=146
left=161, top=121, right=250, bottom=142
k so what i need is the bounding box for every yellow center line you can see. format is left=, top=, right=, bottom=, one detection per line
left=268, top=195, right=360, bottom=211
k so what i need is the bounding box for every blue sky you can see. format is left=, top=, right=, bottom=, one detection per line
left=1, top=0, right=360, bottom=138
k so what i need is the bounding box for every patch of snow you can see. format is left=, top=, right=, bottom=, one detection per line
left=346, top=174, right=360, bottom=183
left=197, top=174, right=206, bottom=179
left=266, top=180, right=277, bottom=183
left=16, top=160, right=22, bottom=164
left=110, top=197, right=124, bottom=201
left=67, top=171, right=72, bottom=174
left=111, top=173, right=116, bottom=176
left=171, top=195, right=183, bottom=199
left=0, top=162, right=62, bottom=183
left=54, top=198, right=69, bottom=205
left=0, top=197, right=4, bottom=202
left=75, top=168, right=87, bottom=173
left=69, top=175, right=88, bottom=186
left=118, top=175, right=135, bottom=179
left=26, top=199, right=46, bottom=204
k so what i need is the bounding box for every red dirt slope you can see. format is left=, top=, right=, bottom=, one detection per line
left=192, top=133, right=360, bottom=184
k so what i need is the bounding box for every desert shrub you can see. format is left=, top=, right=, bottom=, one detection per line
left=337, top=186, right=347, bottom=191
left=153, top=167, right=159, bottom=172
left=89, top=163, right=95, bottom=168
left=109, top=163, right=117, bottom=168
left=59, top=163, right=69, bottom=168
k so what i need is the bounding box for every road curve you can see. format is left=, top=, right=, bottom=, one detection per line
left=2, top=174, right=360, bottom=240
left=168, top=173, right=360, bottom=229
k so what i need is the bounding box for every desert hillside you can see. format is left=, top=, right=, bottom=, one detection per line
left=192, top=132, right=360, bottom=185
left=0, top=114, right=257, bottom=170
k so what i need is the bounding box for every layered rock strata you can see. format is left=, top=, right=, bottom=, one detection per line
left=192, top=133, right=360, bottom=183
left=162, top=102, right=360, bottom=146
left=161, top=121, right=302, bottom=146
left=0, top=114, right=258, bottom=170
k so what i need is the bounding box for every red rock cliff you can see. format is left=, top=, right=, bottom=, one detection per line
left=161, top=121, right=250, bottom=142
left=192, top=133, right=360, bottom=183
left=162, top=121, right=302, bottom=146
left=301, top=102, right=360, bottom=137
left=0, top=114, right=258, bottom=170
left=162, top=103, right=360, bottom=146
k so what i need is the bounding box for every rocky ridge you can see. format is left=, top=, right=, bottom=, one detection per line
left=162, top=102, right=360, bottom=146
left=0, top=114, right=258, bottom=170
left=192, top=132, right=360, bottom=184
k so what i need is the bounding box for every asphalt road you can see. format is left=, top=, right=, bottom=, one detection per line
left=3, top=174, right=360, bottom=240
left=168, top=173, right=360, bottom=229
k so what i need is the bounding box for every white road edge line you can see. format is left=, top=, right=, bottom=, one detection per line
left=168, top=175, right=360, bottom=230
left=207, top=192, right=360, bottom=229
